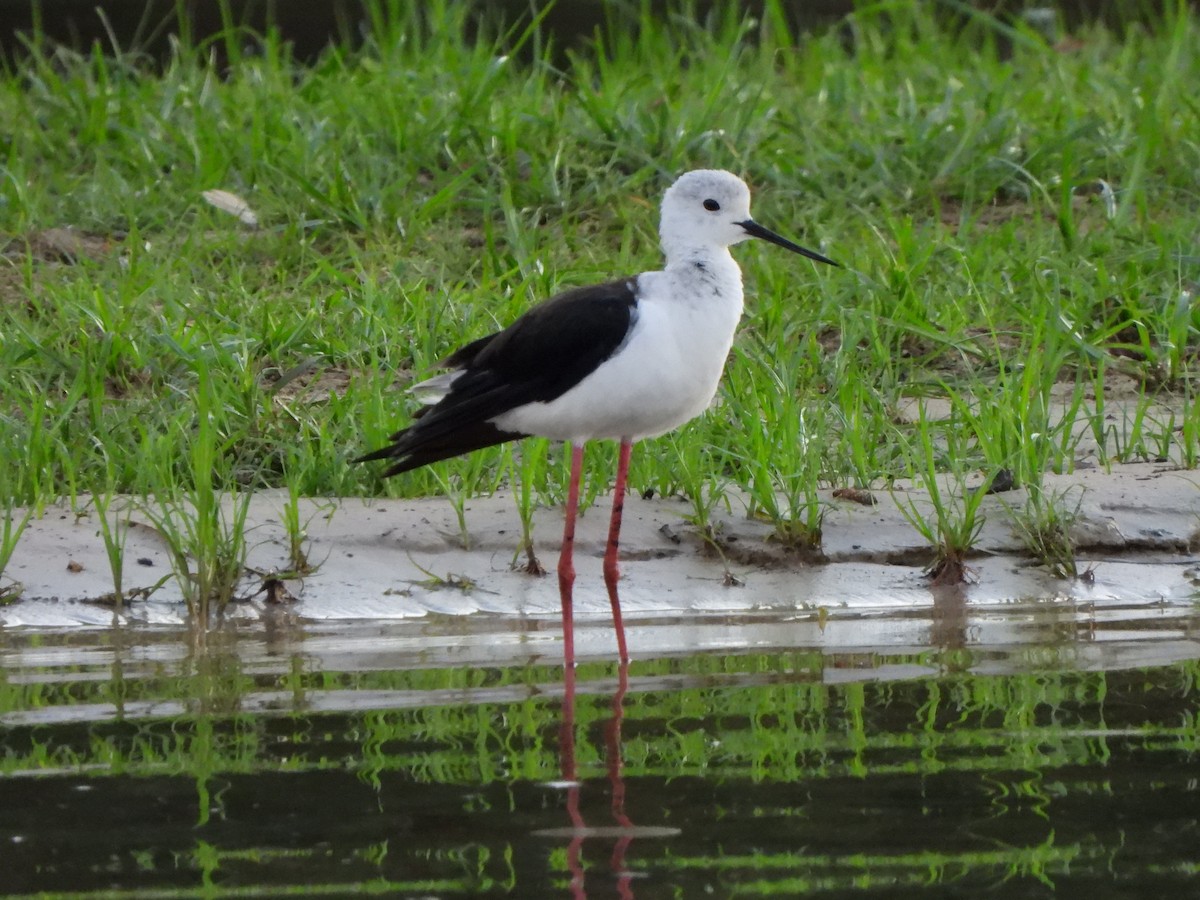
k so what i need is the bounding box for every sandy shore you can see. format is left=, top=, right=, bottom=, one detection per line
left=2, top=461, right=1197, bottom=659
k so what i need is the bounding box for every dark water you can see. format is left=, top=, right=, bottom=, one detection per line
left=2, top=606, right=1199, bottom=898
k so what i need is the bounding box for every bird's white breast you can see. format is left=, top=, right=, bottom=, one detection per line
left=492, top=255, right=745, bottom=443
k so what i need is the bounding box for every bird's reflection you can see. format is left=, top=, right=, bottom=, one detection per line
left=605, top=662, right=634, bottom=900
left=555, top=658, right=639, bottom=899
left=559, top=658, right=586, bottom=898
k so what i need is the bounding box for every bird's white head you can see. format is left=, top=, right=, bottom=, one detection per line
left=658, top=169, right=837, bottom=268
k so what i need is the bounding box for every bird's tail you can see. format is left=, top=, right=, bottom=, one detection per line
left=354, top=420, right=527, bottom=477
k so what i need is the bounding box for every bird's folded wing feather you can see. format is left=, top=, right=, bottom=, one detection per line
left=424, top=278, right=640, bottom=427
left=358, top=278, right=641, bottom=473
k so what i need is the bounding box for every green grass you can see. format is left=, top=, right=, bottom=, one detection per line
left=2, top=1, right=1199, bottom=595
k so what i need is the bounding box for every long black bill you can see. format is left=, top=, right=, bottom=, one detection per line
left=739, top=219, right=838, bottom=267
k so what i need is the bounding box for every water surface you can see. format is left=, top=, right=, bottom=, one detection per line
left=2, top=595, right=1198, bottom=897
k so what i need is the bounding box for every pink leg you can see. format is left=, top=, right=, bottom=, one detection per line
left=603, top=438, right=632, bottom=663
left=558, top=443, right=584, bottom=680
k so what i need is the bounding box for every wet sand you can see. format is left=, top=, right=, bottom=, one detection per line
left=3, top=461, right=1197, bottom=664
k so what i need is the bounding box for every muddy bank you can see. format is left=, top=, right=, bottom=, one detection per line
left=3, top=462, right=1198, bottom=648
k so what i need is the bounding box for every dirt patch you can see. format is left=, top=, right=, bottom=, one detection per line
left=2, top=461, right=1198, bottom=635
left=2, top=228, right=118, bottom=264
left=266, top=364, right=361, bottom=405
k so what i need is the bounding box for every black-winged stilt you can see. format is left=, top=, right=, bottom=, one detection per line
left=357, top=169, right=837, bottom=670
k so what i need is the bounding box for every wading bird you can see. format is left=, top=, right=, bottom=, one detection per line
left=357, top=169, right=837, bottom=671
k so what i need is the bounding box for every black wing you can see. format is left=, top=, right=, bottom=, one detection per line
left=356, top=278, right=639, bottom=476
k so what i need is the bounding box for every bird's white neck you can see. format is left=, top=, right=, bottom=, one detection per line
left=661, top=246, right=744, bottom=310
left=661, top=235, right=738, bottom=265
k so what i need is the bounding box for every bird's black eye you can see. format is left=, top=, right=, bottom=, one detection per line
left=703, top=198, right=720, bottom=211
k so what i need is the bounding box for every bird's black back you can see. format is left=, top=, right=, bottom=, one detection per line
left=357, top=278, right=639, bottom=476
